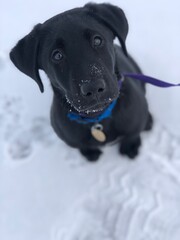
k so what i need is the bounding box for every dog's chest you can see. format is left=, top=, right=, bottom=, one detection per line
left=51, top=104, right=122, bottom=148
left=67, top=118, right=120, bottom=147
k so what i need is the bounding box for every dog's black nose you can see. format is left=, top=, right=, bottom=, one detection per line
left=80, top=79, right=105, bottom=97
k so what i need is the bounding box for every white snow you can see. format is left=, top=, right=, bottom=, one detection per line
left=1, top=0, right=180, bottom=240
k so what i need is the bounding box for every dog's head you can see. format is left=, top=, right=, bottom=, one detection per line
left=10, top=3, right=128, bottom=115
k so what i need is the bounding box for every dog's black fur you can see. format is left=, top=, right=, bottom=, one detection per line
left=10, top=3, right=153, bottom=161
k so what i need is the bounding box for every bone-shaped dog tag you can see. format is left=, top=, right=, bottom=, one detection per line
left=91, top=124, right=106, bottom=142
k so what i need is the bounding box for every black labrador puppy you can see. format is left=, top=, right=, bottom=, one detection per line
left=10, top=3, right=152, bottom=161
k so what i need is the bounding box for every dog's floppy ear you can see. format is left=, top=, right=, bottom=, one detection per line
left=9, top=24, right=44, bottom=92
left=85, top=3, right=129, bottom=56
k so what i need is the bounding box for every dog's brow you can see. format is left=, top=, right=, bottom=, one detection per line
left=54, top=38, right=65, bottom=48
left=83, top=28, right=97, bottom=39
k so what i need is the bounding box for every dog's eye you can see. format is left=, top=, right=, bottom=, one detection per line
left=51, top=49, right=63, bottom=62
left=93, top=36, right=103, bottom=47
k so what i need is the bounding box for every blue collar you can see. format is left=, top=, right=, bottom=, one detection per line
left=67, top=99, right=117, bottom=124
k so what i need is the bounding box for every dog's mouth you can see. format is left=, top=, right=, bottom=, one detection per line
left=66, top=95, right=117, bottom=118
left=81, top=101, right=112, bottom=117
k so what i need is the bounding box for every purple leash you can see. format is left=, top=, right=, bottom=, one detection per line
left=122, top=73, right=180, bottom=88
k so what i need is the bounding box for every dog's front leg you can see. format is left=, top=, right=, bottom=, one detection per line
left=119, top=135, right=141, bottom=159
left=80, top=148, right=102, bottom=162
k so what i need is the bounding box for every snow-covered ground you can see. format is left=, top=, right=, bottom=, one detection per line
left=1, top=0, right=180, bottom=240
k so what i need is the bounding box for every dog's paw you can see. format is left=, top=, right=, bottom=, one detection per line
left=80, top=148, right=102, bottom=162
left=120, top=136, right=141, bottom=159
